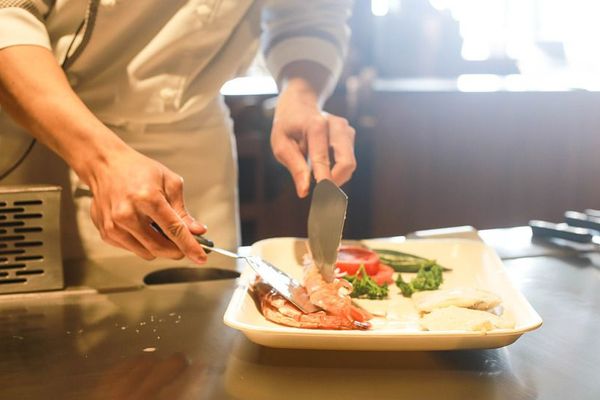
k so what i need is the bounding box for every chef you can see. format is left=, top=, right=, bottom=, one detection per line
left=0, top=0, right=356, bottom=264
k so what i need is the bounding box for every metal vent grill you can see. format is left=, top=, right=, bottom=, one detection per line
left=0, top=185, right=63, bottom=294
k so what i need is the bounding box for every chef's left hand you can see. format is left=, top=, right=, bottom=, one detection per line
left=270, top=78, right=356, bottom=198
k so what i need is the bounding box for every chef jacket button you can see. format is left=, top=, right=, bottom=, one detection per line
left=195, top=4, right=211, bottom=17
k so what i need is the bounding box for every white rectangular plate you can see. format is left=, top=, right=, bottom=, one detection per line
left=223, top=238, right=542, bottom=351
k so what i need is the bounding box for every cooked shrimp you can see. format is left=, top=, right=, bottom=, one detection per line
left=304, top=264, right=357, bottom=321
left=252, top=282, right=370, bottom=330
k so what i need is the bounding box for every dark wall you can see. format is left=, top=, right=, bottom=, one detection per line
left=366, top=89, right=600, bottom=237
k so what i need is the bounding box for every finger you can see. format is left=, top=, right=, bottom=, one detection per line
left=307, top=115, right=333, bottom=183
left=92, top=200, right=153, bottom=259
left=123, top=214, right=185, bottom=260
left=271, top=131, right=311, bottom=197
left=91, top=199, right=121, bottom=248
left=90, top=200, right=100, bottom=231
left=110, top=200, right=181, bottom=259
left=140, top=196, right=207, bottom=264
left=328, top=117, right=357, bottom=185
left=163, top=173, right=207, bottom=235
left=102, top=218, right=156, bottom=260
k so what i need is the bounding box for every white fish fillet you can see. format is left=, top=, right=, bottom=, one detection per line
left=412, top=287, right=501, bottom=313
left=421, top=306, right=515, bottom=332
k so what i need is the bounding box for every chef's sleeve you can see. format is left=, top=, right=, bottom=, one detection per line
left=0, top=0, right=52, bottom=50
left=261, top=0, right=352, bottom=97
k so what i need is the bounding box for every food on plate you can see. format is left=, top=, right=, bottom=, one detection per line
left=413, top=287, right=508, bottom=332
left=304, top=263, right=367, bottom=322
left=251, top=261, right=372, bottom=331
left=335, top=246, right=447, bottom=299
left=343, top=266, right=389, bottom=300
left=420, top=306, right=515, bottom=332
left=412, top=288, right=502, bottom=313
left=369, top=264, right=395, bottom=286
left=251, top=282, right=371, bottom=330
left=249, top=243, right=511, bottom=334
left=395, top=264, right=444, bottom=297
left=336, top=245, right=381, bottom=275
left=335, top=245, right=394, bottom=286
left=334, top=245, right=392, bottom=299
left=374, top=248, right=450, bottom=273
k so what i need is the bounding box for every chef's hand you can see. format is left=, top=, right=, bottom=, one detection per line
left=85, top=147, right=208, bottom=263
left=270, top=70, right=356, bottom=198
left=0, top=46, right=208, bottom=264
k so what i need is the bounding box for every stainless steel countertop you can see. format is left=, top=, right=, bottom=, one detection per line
left=1, top=228, right=599, bottom=399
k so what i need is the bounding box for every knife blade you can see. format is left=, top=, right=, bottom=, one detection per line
left=307, top=179, right=348, bottom=282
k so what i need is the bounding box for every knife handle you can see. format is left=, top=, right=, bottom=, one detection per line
left=564, top=211, right=600, bottom=233
left=529, top=220, right=593, bottom=243
left=193, top=235, right=214, bottom=248
left=584, top=209, right=600, bottom=219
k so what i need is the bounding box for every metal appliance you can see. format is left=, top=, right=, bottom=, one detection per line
left=0, top=185, right=64, bottom=294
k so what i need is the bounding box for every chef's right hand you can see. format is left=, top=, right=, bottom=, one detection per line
left=83, top=147, right=208, bottom=264
left=0, top=46, right=206, bottom=263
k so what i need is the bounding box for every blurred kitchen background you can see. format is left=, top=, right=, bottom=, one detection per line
left=228, top=0, right=600, bottom=245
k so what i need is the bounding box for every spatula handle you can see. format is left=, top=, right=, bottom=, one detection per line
left=150, top=221, right=215, bottom=252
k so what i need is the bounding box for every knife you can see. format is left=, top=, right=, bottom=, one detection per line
left=307, top=179, right=348, bottom=282
left=529, top=219, right=600, bottom=245
left=564, top=210, right=600, bottom=233
left=584, top=209, right=600, bottom=220
left=150, top=222, right=319, bottom=313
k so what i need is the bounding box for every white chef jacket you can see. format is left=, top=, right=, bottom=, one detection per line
left=0, top=0, right=351, bottom=261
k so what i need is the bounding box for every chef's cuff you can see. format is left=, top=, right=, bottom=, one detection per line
left=265, top=36, right=345, bottom=98
left=0, top=8, right=51, bottom=50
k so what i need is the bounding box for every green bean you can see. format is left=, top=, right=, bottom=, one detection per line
left=374, top=249, right=451, bottom=272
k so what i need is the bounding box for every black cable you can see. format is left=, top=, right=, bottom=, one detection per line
left=0, top=19, right=85, bottom=182
left=0, top=138, right=36, bottom=180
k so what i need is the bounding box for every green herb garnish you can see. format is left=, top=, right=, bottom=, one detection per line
left=395, top=264, right=443, bottom=297
left=344, top=266, right=389, bottom=300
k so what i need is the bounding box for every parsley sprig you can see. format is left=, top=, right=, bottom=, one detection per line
left=396, top=264, right=443, bottom=297
left=344, top=265, right=389, bottom=300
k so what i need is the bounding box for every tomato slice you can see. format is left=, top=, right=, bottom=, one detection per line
left=371, top=264, right=394, bottom=286
left=335, top=246, right=380, bottom=276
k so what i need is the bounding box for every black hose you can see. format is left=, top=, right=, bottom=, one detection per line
left=0, top=19, right=85, bottom=182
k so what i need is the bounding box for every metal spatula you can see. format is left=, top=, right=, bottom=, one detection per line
left=196, top=239, right=319, bottom=313
left=307, top=179, right=348, bottom=282
left=150, top=222, right=318, bottom=313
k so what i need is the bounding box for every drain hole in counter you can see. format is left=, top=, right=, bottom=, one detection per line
left=144, top=267, right=240, bottom=285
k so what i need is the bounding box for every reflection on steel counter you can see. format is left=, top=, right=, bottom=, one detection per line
left=1, top=228, right=599, bottom=399
left=0, top=272, right=238, bottom=399
left=224, top=340, right=535, bottom=400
